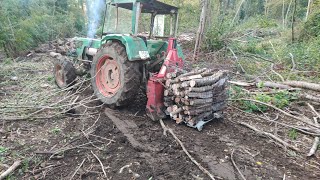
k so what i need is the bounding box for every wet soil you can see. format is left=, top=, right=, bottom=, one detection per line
left=1, top=49, right=319, bottom=180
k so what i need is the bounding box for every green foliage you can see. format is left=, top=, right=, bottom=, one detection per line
left=256, top=17, right=278, bottom=28
left=0, top=146, right=8, bottom=154
left=51, top=127, right=61, bottom=134
left=288, top=129, right=298, bottom=140
left=300, top=11, right=320, bottom=41
left=230, top=84, right=297, bottom=112
left=0, top=0, right=86, bottom=57
left=0, top=146, right=8, bottom=162
left=204, top=26, right=226, bottom=51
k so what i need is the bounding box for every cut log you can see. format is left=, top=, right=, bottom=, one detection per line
left=186, top=102, right=227, bottom=116
left=188, top=112, right=212, bottom=126
left=177, top=68, right=207, bottom=78
left=189, top=98, right=213, bottom=106
left=164, top=90, right=173, bottom=96
left=176, top=113, right=184, bottom=124
left=164, top=101, right=174, bottom=107
left=200, top=69, right=217, bottom=77
left=179, top=74, right=203, bottom=82
left=228, top=81, right=254, bottom=87
left=166, top=106, right=173, bottom=113
left=164, top=96, right=174, bottom=102
left=175, top=97, right=181, bottom=104
left=165, top=80, right=172, bottom=87
left=212, top=78, right=228, bottom=92
left=190, top=71, right=227, bottom=87
left=170, top=107, right=183, bottom=117
left=181, top=80, right=192, bottom=88
left=212, top=91, right=228, bottom=103
left=283, top=81, right=320, bottom=92
left=185, top=91, right=213, bottom=99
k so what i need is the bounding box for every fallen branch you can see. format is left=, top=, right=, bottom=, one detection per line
left=230, top=150, right=246, bottom=180
left=307, top=103, right=320, bottom=119
left=307, top=103, right=320, bottom=157
left=283, top=81, right=320, bottom=92
left=271, top=64, right=285, bottom=82
left=159, top=119, right=168, bottom=136
left=307, top=136, right=319, bottom=157
left=160, top=120, right=216, bottom=180
left=231, top=105, right=320, bottom=136
left=233, top=99, right=319, bottom=129
left=0, top=160, right=22, bottom=180
left=69, top=159, right=86, bottom=180
left=300, top=93, right=320, bottom=103
left=240, top=122, right=300, bottom=152
left=91, top=151, right=107, bottom=177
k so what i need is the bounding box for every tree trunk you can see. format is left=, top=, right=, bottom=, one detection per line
left=193, top=0, right=209, bottom=61
left=231, top=0, right=245, bottom=26
left=285, top=0, right=293, bottom=27
left=291, top=0, right=297, bottom=43
left=306, top=0, right=312, bottom=21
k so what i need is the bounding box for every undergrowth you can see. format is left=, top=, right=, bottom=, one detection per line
left=229, top=85, right=298, bottom=113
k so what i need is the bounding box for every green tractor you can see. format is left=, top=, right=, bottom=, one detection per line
left=54, top=0, right=184, bottom=108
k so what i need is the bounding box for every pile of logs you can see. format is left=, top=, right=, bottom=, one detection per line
left=164, top=68, right=228, bottom=128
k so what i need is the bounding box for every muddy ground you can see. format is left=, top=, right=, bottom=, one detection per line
left=0, top=47, right=320, bottom=180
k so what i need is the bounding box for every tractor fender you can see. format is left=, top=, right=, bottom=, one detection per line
left=101, top=35, right=150, bottom=61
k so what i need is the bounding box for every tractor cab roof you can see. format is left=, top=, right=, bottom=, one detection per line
left=108, top=0, right=178, bottom=15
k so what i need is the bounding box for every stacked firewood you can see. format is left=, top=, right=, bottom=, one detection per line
left=164, top=68, right=228, bottom=128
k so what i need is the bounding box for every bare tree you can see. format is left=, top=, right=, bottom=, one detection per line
left=193, top=0, right=210, bottom=61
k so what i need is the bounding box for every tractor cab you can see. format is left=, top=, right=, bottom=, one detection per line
left=102, top=0, right=184, bottom=70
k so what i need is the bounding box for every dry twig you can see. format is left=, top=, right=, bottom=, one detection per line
left=0, top=160, right=22, bottom=180
left=230, top=149, right=246, bottom=180
left=233, top=99, right=319, bottom=129
left=69, top=159, right=86, bottom=180
left=160, top=120, right=216, bottom=180
left=90, top=151, right=107, bottom=177
left=240, top=122, right=300, bottom=152
left=307, top=103, right=320, bottom=156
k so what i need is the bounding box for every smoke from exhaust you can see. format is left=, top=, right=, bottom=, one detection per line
left=86, top=0, right=105, bottom=38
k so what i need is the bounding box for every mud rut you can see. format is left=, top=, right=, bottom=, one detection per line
left=1, top=52, right=319, bottom=180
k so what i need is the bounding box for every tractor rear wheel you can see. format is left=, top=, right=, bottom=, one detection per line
left=90, top=42, right=141, bottom=106
left=54, top=59, right=77, bottom=89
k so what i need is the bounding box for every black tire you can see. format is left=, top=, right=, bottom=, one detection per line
left=54, top=58, right=77, bottom=89
left=90, top=42, right=141, bottom=106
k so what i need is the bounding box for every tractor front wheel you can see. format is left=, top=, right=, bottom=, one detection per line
left=90, top=42, right=141, bottom=106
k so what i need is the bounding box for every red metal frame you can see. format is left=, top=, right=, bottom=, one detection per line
left=146, top=38, right=184, bottom=121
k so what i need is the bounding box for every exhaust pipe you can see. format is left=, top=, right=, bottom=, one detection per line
left=86, top=47, right=98, bottom=56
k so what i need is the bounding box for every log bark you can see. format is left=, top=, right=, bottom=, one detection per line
left=179, top=74, right=203, bottom=82
left=283, top=81, right=320, bottom=92
left=190, top=71, right=226, bottom=87
left=258, top=81, right=292, bottom=89
left=177, top=68, right=207, bottom=78
left=300, top=93, right=320, bottom=103
left=186, top=102, right=226, bottom=116
left=185, top=91, right=213, bottom=99
left=164, top=90, right=173, bottom=96
left=190, top=98, right=213, bottom=106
